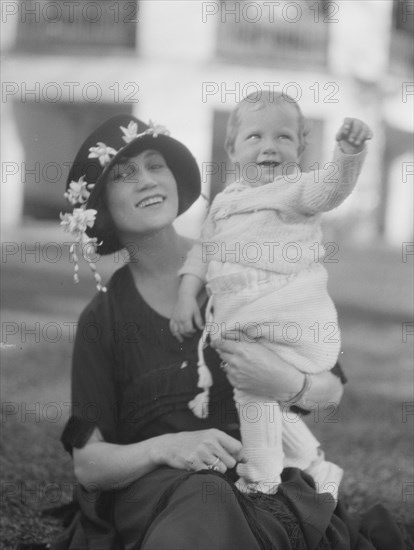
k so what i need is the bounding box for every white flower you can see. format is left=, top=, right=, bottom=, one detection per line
left=120, top=121, right=141, bottom=144
left=64, top=176, right=93, bottom=205
left=80, top=235, right=100, bottom=264
left=147, top=120, right=170, bottom=138
left=60, top=208, right=97, bottom=239
left=80, top=234, right=98, bottom=248
left=59, top=208, right=106, bottom=292
left=120, top=119, right=170, bottom=144
left=88, top=142, right=118, bottom=167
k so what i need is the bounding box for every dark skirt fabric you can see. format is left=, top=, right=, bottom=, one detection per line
left=49, top=467, right=405, bottom=550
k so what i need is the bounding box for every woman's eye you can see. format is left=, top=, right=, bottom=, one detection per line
left=149, top=163, right=165, bottom=170
left=113, top=171, right=128, bottom=182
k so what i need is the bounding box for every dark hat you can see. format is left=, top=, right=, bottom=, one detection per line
left=66, top=114, right=201, bottom=255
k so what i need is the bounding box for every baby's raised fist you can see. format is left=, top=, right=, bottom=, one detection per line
left=336, top=118, right=373, bottom=153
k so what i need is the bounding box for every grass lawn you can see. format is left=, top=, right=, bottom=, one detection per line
left=1, top=238, right=413, bottom=548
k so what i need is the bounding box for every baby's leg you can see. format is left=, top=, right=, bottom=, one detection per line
left=234, top=389, right=283, bottom=495
left=282, top=413, right=320, bottom=469
left=282, top=415, right=343, bottom=501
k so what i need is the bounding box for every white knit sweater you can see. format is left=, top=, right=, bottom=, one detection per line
left=180, top=146, right=366, bottom=281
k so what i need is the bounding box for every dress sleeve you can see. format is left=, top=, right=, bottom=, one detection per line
left=60, top=295, right=119, bottom=455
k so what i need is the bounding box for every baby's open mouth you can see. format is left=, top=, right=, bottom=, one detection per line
left=258, top=161, right=280, bottom=168
left=135, top=195, right=165, bottom=208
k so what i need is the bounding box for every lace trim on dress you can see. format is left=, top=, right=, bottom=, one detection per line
left=250, top=493, right=308, bottom=550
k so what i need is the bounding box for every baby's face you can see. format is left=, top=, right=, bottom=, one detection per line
left=230, top=104, right=301, bottom=185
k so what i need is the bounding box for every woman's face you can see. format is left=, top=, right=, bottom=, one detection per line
left=105, top=149, right=179, bottom=236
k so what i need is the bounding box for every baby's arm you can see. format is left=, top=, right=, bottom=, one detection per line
left=170, top=208, right=217, bottom=341
left=170, top=274, right=205, bottom=341
left=297, top=117, right=373, bottom=214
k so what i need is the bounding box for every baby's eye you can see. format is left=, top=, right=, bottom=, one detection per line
left=278, top=135, right=292, bottom=141
left=247, top=133, right=260, bottom=140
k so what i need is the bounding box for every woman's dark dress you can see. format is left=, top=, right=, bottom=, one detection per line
left=51, top=265, right=405, bottom=550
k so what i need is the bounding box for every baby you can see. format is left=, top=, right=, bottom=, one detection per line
left=170, top=91, right=372, bottom=495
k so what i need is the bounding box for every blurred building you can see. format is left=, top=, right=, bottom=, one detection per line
left=1, top=0, right=413, bottom=244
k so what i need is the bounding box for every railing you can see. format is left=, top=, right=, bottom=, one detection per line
left=15, top=0, right=138, bottom=53
left=216, top=1, right=329, bottom=68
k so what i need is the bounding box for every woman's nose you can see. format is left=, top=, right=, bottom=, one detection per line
left=134, top=169, right=157, bottom=190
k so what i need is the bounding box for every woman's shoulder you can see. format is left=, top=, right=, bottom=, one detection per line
left=77, top=265, right=131, bottom=323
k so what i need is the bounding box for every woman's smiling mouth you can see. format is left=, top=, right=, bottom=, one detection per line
left=136, top=195, right=166, bottom=208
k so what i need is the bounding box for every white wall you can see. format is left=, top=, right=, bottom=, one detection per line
left=1, top=103, right=25, bottom=228
left=1, top=0, right=412, bottom=246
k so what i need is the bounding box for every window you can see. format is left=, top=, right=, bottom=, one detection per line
left=393, top=0, right=414, bottom=34
left=216, top=0, right=330, bottom=69
left=389, top=0, right=413, bottom=73
left=16, top=102, right=134, bottom=219
left=15, top=0, right=138, bottom=53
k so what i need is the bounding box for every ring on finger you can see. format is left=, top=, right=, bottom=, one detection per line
left=207, top=457, right=221, bottom=471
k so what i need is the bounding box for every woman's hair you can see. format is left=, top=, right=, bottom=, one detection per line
left=88, top=154, right=139, bottom=255
left=225, top=90, right=310, bottom=156
left=89, top=183, right=124, bottom=256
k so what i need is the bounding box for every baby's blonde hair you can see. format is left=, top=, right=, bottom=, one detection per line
left=225, top=90, right=310, bottom=156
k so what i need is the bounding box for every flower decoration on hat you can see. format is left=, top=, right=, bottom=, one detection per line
left=60, top=206, right=97, bottom=236
left=88, top=142, right=118, bottom=167
left=64, top=175, right=92, bottom=205
left=147, top=120, right=170, bottom=138
left=60, top=120, right=170, bottom=292
left=120, top=121, right=141, bottom=144
left=60, top=189, right=105, bottom=291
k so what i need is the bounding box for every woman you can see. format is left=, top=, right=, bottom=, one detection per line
left=51, top=114, right=404, bottom=550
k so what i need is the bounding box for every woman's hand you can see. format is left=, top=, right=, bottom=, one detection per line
left=212, top=339, right=343, bottom=409
left=212, top=339, right=298, bottom=400
left=152, top=429, right=246, bottom=475
left=74, top=427, right=246, bottom=491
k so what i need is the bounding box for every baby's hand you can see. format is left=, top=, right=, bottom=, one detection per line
left=336, top=118, right=373, bottom=154
left=170, top=296, right=204, bottom=342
